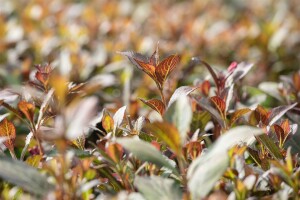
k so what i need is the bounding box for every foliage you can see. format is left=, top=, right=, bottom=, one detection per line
left=1, top=0, right=300, bottom=199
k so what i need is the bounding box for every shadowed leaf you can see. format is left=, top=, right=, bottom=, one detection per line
left=117, top=138, right=177, bottom=174
left=134, top=176, right=182, bottom=200
left=256, top=134, right=283, bottom=159
left=210, top=96, right=226, bottom=117
left=0, top=156, right=54, bottom=196
left=0, top=118, right=16, bottom=151
left=140, top=98, right=165, bottom=116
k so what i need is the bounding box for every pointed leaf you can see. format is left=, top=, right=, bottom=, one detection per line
left=140, top=98, right=165, bottom=115
left=0, top=156, right=54, bottom=196
left=18, top=101, right=35, bottom=122
left=256, top=134, right=283, bottom=159
left=134, top=176, right=182, bottom=200
left=134, top=59, right=156, bottom=79
left=168, top=86, right=197, bottom=108
left=268, top=103, right=297, bottom=126
left=117, top=138, right=177, bottom=174
left=230, top=108, right=252, bottom=126
left=113, top=106, right=127, bottom=133
left=196, top=98, right=226, bottom=128
left=102, top=110, right=114, bottom=133
left=210, top=96, right=226, bottom=117
left=155, top=55, right=180, bottom=86
left=0, top=118, right=16, bottom=151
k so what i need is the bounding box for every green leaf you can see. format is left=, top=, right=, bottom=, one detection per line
left=165, top=96, right=192, bottom=144
left=188, top=126, right=263, bottom=199
left=117, top=138, right=178, bottom=174
left=134, top=175, right=182, bottom=200
left=0, top=156, right=54, bottom=196
left=256, top=134, right=283, bottom=159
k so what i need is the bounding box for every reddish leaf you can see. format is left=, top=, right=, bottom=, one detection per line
left=133, top=58, right=156, bottom=79
left=272, top=124, right=284, bottom=145
left=210, top=96, right=226, bottom=117
left=200, top=80, right=210, bottom=96
left=139, top=98, right=165, bottom=116
left=230, top=108, right=251, bottom=126
left=18, top=101, right=35, bottom=122
left=293, top=71, right=300, bottom=91
left=186, top=141, right=202, bottom=160
left=155, top=55, right=180, bottom=86
left=281, top=119, right=290, bottom=135
left=0, top=118, right=16, bottom=151
left=106, top=143, right=123, bottom=163
left=254, top=105, right=269, bottom=125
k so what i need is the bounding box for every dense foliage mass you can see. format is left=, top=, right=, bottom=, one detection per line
left=0, top=0, right=300, bottom=200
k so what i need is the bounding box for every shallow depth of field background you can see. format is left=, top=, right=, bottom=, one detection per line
left=1, top=0, right=300, bottom=89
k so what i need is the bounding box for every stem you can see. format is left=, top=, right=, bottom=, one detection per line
left=31, top=123, right=44, bottom=155
left=159, top=87, right=166, bottom=106
left=9, top=148, right=17, bottom=159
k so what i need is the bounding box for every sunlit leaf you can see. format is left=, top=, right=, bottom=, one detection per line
left=134, top=176, right=182, bottom=200
left=18, top=101, right=35, bottom=122
left=117, top=138, right=177, bottom=174
left=106, top=143, right=123, bottom=163
left=0, top=118, right=16, bottom=151
left=113, top=106, right=126, bottom=134
left=102, top=110, right=114, bottom=133
left=155, top=55, right=180, bottom=86
left=145, top=122, right=181, bottom=155
left=168, top=86, right=197, bottom=108
left=140, top=98, right=165, bottom=115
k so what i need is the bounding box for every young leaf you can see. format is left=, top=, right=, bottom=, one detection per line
left=117, top=138, right=177, bottom=174
left=134, top=176, right=182, bottom=200
left=139, top=98, right=165, bottom=116
left=102, top=110, right=114, bottom=133
left=18, top=101, right=35, bottom=122
left=0, top=118, right=16, bottom=151
left=210, top=96, right=226, bottom=117
left=0, top=156, right=54, bottom=196
left=168, top=86, right=197, bottom=108
left=155, top=55, right=180, bottom=86
left=113, top=106, right=127, bottom=134
left=134, top=59, right=156, bottom=79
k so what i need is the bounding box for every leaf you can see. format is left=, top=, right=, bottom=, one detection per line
left=191, top=57, right=219, bottom=88
left=0, top=118, right=16, bottom=151
left=18, top=101, right=35, bottom=122
left=210, top=96, right=226, bottom=117
left=230, top=108, right=252, bottom=126
left=188, top=126, right=263, bottom=199
left=226, top=62, right=254, bottom=86
left=26, top=155, right=42, bottom=167
left=0, top=156, right=54, bottom=196
left=134, top=176, right=182, bottom=200
left=37, top=89, right=54, bottom=127
left=196, top=98, right=226, bottom=128
left=113, top=106, right=127, bottom=134
left=258, top=82, right=284, bottom=102
left=165, top=96, right=192, bottom=144
left=140, top=98, right=165, bottom=115
left=134, top=58, right=156, bottom=79
left=268, top=103, right=297, bottom=126
left=106, top=143, right=123, bottom=163
left=102, top=110, right=114, bottom=133
left=256, top=134, right=283, bottom=159
left=117, top=138, right=178, bottom=174
left=155, top=55, right=180, bottom=86
left=145, top=122, right=181, bottom=155
left=168, top=86, right=197, bottom=108
left=66, top=97, right=98, bottom=140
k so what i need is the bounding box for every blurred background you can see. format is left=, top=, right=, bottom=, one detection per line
left=1, top=0, right=300, bottom=89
